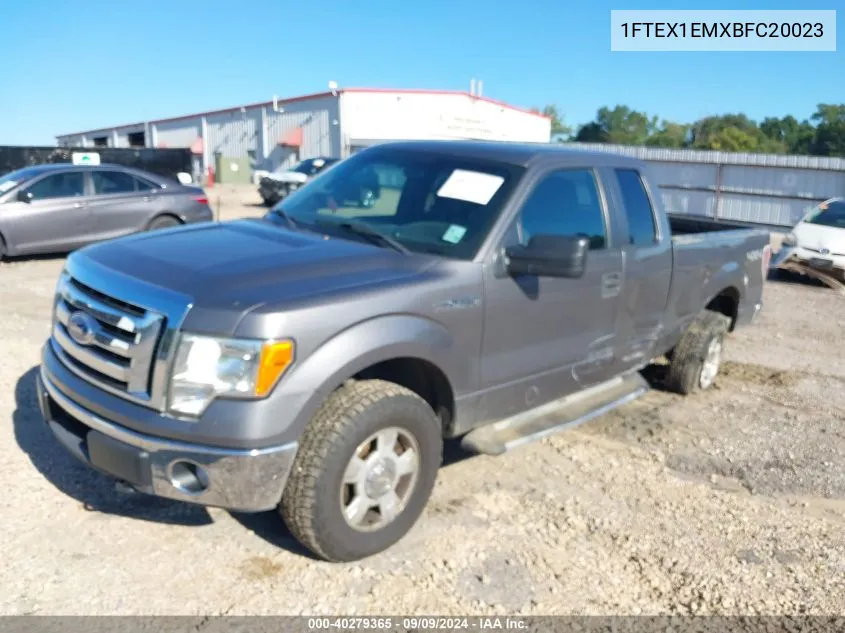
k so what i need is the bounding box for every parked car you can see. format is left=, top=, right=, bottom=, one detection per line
left=257, top=157, right=340, bottom=206
left=0, top=163, right=213, bottom=260
left=770, top=197, right=845, bottom=285
left=35, top=141, right=770, bottom=562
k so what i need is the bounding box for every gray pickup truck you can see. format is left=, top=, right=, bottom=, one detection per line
left=35, top=141, right=771, bottom=562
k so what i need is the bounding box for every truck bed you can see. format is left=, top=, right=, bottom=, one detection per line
left=663, top=212, right=770, bottom=339
left=668, top=213, right=751, bottom=235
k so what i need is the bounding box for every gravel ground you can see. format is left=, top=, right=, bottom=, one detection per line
left=1, top=186, right=843, bottom=615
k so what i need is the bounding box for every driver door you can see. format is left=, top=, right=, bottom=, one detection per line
left=4, top=170, right=91, bottom=255
left=476, top=167, right=624, bottom=422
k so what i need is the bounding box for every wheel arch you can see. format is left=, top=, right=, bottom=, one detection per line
left=352, top=357, right=456, bottom=435
left=271, top=315, right=462, bottom=439
left=146, top=212, right=184, bottom=229
left=704, top=286, right=740, bottom=331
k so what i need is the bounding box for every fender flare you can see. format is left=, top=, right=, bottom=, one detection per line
left=275, top=314, right=460, bottom=436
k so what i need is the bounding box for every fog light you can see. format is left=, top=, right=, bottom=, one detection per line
left=168, top=460, right=210, bottom=495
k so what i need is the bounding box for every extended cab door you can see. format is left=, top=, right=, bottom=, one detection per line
left=601, top=166, right=673, bottom=371
left=477, top=166, right=624, bottom=422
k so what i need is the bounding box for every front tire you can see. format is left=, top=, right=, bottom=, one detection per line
left=665, top=310, right=730, bottom=395
left=280, top=379, right=442, bottom=562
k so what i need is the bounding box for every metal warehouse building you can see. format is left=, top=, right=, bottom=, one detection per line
left=55, top=87, right=551, bottom=182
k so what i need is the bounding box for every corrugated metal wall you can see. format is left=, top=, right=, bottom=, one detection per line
left=567, top=142, right=845, bottom=228
left=55, top=94, right=341, bottom=176
left=206, top=110, right=260, bottom=159
left=155, top=119, right=201, bottom=148
left=264, top=94, right=340, bottom=172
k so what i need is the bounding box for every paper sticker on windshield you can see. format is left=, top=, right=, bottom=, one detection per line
left=437, top=170, right=504, bottom=206
left=442, top=224, right=467, bottom=244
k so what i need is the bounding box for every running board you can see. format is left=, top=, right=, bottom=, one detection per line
left=460, top=373, right=649, bottom=456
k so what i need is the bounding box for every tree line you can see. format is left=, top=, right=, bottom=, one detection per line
left=533, top=104, right=845, bottom=157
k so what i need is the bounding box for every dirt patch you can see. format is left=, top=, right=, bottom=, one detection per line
left=719, top=361, right=798, bottom=388
left=240, top=555, right=283, bottom=581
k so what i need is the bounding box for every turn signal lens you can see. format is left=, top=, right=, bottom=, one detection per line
left=256, top=340, right=295, bottom=396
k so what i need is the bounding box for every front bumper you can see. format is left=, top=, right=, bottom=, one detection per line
left=770, top=246, right=845, bottom=288
left=772, top=245, right=845, bottom=273
left=35, top=362, right=298, bottom=513
left=258, top=182, right=288, bottom=203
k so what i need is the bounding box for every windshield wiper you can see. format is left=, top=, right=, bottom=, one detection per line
left=270, top=207, right=299, bottom=230
left=315, top=218, right=409, bottom=254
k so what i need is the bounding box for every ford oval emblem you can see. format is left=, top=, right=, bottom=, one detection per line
left=820, top=248, right=830, bottom=255
left=67, top=311, right=97, bottom=346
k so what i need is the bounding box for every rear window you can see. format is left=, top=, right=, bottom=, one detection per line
left=804, top=200, right=845, bottom=229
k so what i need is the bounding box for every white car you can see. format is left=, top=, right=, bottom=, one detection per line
left=772, top=197, right=845, bottom=282
left=257, top=157, right=340, bottom=206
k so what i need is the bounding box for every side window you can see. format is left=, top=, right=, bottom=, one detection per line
left=615, top=169, right=658, bottom=246
left=518, top=169, right=607, bottom=250
left=133, top=175, right=158, bottom=191
left=92, top=171, right=137, bottom=195
left=24, top=172, right=84, bottom=200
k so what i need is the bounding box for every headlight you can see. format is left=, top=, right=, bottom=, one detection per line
left=782, top=232, right=797, bottom=247
left=168, top=334, right=294, bottom=416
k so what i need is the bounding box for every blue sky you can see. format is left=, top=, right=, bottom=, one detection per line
left=1, top=0, right=841, bottom=144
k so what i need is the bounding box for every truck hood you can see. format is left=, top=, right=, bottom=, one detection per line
left=794, top=221, right=845, bottom=253
left=75, top=219, right=435, bottom=330
left=266, top=171, right=308, bottom=184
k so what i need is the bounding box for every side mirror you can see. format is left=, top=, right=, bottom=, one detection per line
left=17, top=189, right=33, bottom=203
left=504, top=234, right=589, bottom=278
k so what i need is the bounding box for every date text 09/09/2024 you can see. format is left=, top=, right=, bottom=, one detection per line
left=307, top=616, right=528, bottom=630
left=619, top=22, right=824, bottom=39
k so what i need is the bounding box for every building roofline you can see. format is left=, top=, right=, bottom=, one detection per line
left=341, top=87, right=551, bottom=120
left=56, top=87, right=550, bottom=138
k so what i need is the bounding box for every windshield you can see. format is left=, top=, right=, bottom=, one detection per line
left=0, top=166, right=42, bottom=194
left=803, top=199, right=845, bottom=229
left=268, top=148, right=523, bottom=260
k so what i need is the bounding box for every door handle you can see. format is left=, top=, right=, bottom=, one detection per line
left=602, top=272, right=622, bottom=289
left=72, top=202, right=85, bottom=209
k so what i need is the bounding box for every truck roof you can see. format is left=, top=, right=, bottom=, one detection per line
left=371, top=140, right=646, bottom=169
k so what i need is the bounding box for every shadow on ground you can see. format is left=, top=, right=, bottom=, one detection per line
left=767, top=268, right=834, bottom=290
left=228, top=512, right=320, bottom=560
left=3, top=252, right=68, bottom=265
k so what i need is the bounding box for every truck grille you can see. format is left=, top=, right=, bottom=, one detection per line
left=51, top=275, right=166, bottom=406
